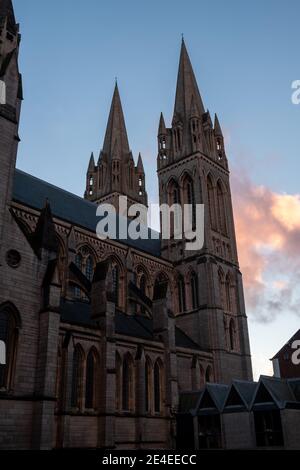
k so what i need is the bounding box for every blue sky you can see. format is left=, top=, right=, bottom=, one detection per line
left=13, top=0, right=300, bottom=378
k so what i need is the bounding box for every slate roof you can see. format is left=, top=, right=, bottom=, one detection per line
left=232, top=380, right=258, bottom=407
left=253, top=375, right=298, bottom=409
left=60, top=299, right=201, bottom=350
left=115, top=311, right=154, bottom=341
left=175, top=327, right=202, bottom=351
left=179, top=376, right=300, bottom=416
left=12, top=169, right=161, bottom=257
left=222, top=380, right=258, bottom=411
left=205, top=383, right=230, bottom=411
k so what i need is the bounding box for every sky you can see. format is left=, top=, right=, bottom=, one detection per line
left=12, top=0, right=300, bottom=379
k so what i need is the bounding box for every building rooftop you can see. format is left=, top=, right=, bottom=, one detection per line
left=12, top=169, right=161, bottom=257
left=60, top=299, right=202, bottom=351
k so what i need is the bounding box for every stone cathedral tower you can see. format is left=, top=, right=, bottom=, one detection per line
left=157, top=40, right=252, bottom=383
left=0, top=0, right=254, bottom=448
left=84, top=83, right=148, bottom=214
left=0, top=0, right=22, bottom=256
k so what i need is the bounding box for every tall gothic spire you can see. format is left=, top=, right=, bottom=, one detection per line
left=102, top=83, right=130, bottom=160
left=173, top=39, right=205, bottom=121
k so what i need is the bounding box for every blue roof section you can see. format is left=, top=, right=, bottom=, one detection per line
left=206, top=383, right=230, bottom=411
left=59, top=300, right=201, bottom=350
left=179, top=376, right=300, bottom=415
left=232, top=380, right=258, bottom=407
left=175, top=327, right=202, bottom=351
left=12, top=169, right=161, bottom=257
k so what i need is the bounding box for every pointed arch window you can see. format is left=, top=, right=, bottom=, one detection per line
left=74, top=253, right=83, bottom=298
left=229, top=319, right=236, bottom=351
left=85, top=256, right=94, bottom=282
left=71, top=346, right=84, bottom=408
left=178, top=275, right=186, bottom=313
left=187, top=179, right=196, bottom=227
left=217, top=181, right=227, bottom=235
left=207, top=175, right=216, bottom=230
left=225, top=274, right=231, bottom=312
left=112, top=263, right=120, bottom=306
left=172, top=184, right=180, bottom=205
left=0, top=304, right=19, bottom=390
left=145, top=358, right=152, bottom=413
left=153, top=273, right=169, bottom=304
left=190, top=271, right=199, bottom=309
left=167, top=180, right=181, bottom=238
left=139, top=273, right=147, bottom=314
left=116, top=353, right=122, bottom=411
left=154, top=361, right=161, bottom=413
left=122, top=355, right=133, bottom=411
left=218, top=269, right=225, bottom=310
left=167, top=179, right=181, bottom=205
left=74, top=249, right=95, bottom=300
left=140, top=274, right=146, bottom=295
left=176, top=128, right=182, bottom=150
left=85, top=349, right=98, bottom=409
left=183, top=175, right=196, bottom=229
left=75, top=253, right=82, bottom=270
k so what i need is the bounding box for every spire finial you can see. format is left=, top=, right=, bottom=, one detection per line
left=214, top=113, right=223, bottom=136
left=158, top=112, right=167, bottom=136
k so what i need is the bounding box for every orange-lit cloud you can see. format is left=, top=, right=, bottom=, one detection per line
left=231, top=170, right=300, bottom=322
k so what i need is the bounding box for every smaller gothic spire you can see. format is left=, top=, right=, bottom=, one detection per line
left=88, top=152, right=95, bottom=171
left=214, top=113, right=223, bottom=136
left=205, top=109, right=213, bottom=127
left=137, top=152, right=144, bottom=172
left=158, top=112, right=167, bottom=136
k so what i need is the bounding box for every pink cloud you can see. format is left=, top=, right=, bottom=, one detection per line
left=231, top=169, right=300, bottom=322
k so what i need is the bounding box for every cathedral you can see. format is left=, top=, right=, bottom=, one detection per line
left=0, top=0, right=252, bottom=449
